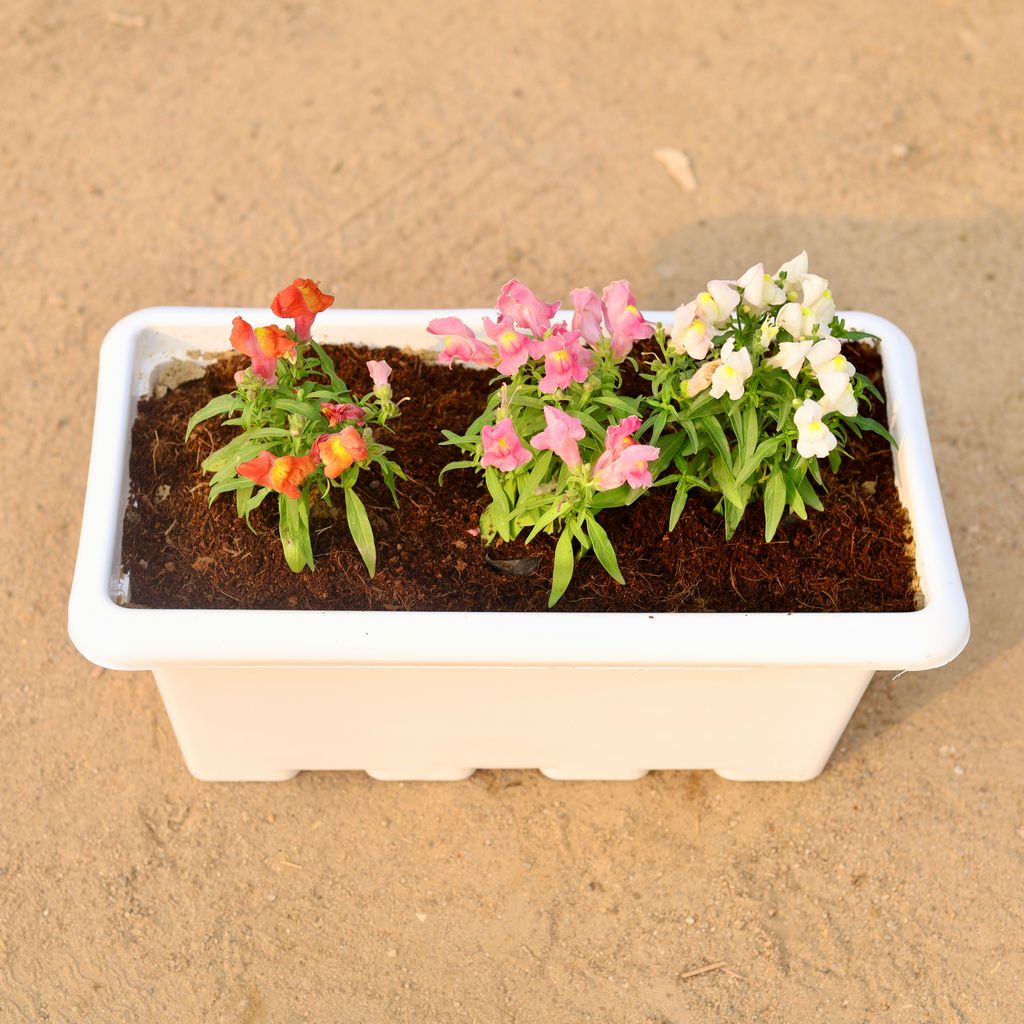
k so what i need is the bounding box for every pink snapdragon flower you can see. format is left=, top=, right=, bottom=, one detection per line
left=604, top=415, right=643, bottom=454
left=570, top=287, right=604, bottom=345
left=530, top=406, right=585, bottom=469
left=480, top=418, right=532, bottom=472
left=537, top=325, right=592, bottom=394
left=320, top=401, right=366, bottom=426
left=496, top=279, right=560, bottom=337
left=366, top=359, right=392, bottom=399
left=601, top=280, right=653, bottom=359
left=483, top=315, right=532, bottom=375
left=429, top=316, right=498, bottom=367
left=591, top=416, right=660, bottom=491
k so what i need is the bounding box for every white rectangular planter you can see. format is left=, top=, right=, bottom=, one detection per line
left=68, top=308, right=969, bottom=782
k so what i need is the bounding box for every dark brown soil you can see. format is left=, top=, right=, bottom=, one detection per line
left=121, top=343, right=917, bottom=612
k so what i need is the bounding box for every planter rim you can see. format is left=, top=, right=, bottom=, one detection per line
left=68, top=306, right=969, bottom=672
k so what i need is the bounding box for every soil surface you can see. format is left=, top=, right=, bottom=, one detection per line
left=5, top=3, right=1023, bottom=1021
left=122, top=343, right=917, bottom=612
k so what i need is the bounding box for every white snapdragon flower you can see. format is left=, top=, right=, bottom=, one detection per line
left=735, top=263, right=786, bottom=312
left=755, top=320, right=780, bottom=349
left=670, top=280, right=739, bottom=359
left=794, top=399, right=838, bottom=459
left=765, top=339, right=814, bottom=378
left=776, top=300, right=833, bottom=342
left=808, top=337, right=857, bottom=406
left=736, top=263, right=765, bottom=307
left=696, top=280, right=741, bottom=325
left=710, top=340, right=753, bottom=400
left=819, top=382, right=859, bottom=417
left=669, top=299, right=717, bottom=359
left=775, top=251, right=810, bottom=300
left=775, top=301, right=806, bottom=339
left=806, top=337, right=842, bottom=370
left=801, top=274, right=835, bottom=325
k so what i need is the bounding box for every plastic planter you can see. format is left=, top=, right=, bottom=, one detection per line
left=68, top=308, right=969, bottom=782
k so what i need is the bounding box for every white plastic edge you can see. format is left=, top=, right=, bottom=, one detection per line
left=68, top=307, right=970, bottom=671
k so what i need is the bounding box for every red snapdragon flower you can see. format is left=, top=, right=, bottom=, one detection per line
left=312, top=426, right=369, bottom=478
left=230, top=317, right=296, bottom=382
left=237, top=451, right=316, bottom=500
left=321, top=402, right=366, bottom=427
left=271, top=278, right=335, bottom=340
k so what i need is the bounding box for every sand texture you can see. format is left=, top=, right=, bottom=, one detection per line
left=2, top=1, right=1022, bottom=1020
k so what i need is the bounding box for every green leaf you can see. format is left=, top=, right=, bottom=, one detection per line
left=851, top=415, right=897, bottom=447
left=763, top=470, right=787, bottom=542
left=586, top=515, right=625, bottom=585
left=514, top=450, right=553, bottom=506
left=723, top=497, right=747, bottom=540
left=438, top=459, right=478, bottom=484
left=711, top=455, right=744, bottom=510
left=647, top=410, right=668, bottom=443
left=734, top=436, right=784, bottom=487
left=699, top=416, right=733, bottom=466
left=243, top=486, right=272, bottom=515
left=857, top=374, right=885, bottom=404
left=566, top=408, right=606, bottom=438
left=742, top=404, right=758, bottom=462
left=548, top=527, right=576, bottom=607
left=309, top=341, right=342, bottom=387
left=235, top=482, right=255, bottom=517
left=278, top=493, right=314, bottom=572
left=208, top=477, right=254, bottom=503
left=668, top=482, right=690, bottom=530
left=593, top=394, right=641, bottom=416
left=524, top=500, right=568, bottom=543
left=272, top=397, right=321, bottom=419
left=344, top=487, right=377, bottom=576
left=785, top=475, right=807, bottom=518
left=484, top=467, right=511, bottom=541
left=185, top=394, right=242, bottom=440
left=508, top=392, right=545, bottom=411
left=798, top=477, right=825, bottom=511
left=653, top=431, right=691, bottom=468
left=680, top=418, right=699, bottom=452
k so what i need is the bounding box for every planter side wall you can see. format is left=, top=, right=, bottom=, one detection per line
left=154, top=664, right=873, bottom=782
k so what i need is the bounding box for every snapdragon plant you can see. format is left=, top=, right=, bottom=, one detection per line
left=645, top=252, right=893, bottom=540
left=433, top=279, right=661, bottom=606
left=185, top=278, right=404, bottom=574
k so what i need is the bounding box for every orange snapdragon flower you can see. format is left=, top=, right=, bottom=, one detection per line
left=312, top=426, right=368, bottom=478
left=237, top=451, right=316, bottom=500
left=271, top=278, right=335, bottom=340
left=230, top=317, right=296, bottom=382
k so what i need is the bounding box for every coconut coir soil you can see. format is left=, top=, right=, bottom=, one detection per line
left=121, top=343, right=917, bottom=613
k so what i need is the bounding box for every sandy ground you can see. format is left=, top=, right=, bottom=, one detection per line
left=2, top=1, right=1023, bottom=1020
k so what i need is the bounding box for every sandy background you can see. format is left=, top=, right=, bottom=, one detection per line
left=3, top=1, right=1023, bottom=1020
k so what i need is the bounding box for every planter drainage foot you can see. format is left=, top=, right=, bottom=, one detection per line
left=540, top=768, right=649, bottom=781
left=366, top=767, right=476, bottom=782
